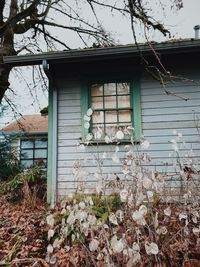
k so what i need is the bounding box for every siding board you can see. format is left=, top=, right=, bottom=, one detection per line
left=141, top=99, right=200, bottom=108
left=142, top=92, right=200, bottom=102
left=141, top=87, right=200, bottom=96
left=142, top=113, right=199, bottom=123
left=142, top=106, right=200, bottom=115
left=56, top=70, right=200, bottom=198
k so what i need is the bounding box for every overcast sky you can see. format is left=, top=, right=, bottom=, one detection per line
left=1, top=0, right=200, bottom=128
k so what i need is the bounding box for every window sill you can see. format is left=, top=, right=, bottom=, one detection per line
left=80, top=139, right=140, bottom=145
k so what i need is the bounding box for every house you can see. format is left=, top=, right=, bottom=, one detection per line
left=4, top=39, right=200, bottom=205
left=2, top=114, right=48, bottom=168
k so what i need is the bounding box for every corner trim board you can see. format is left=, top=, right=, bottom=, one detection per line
left=43, top=60, right=57, bottom=206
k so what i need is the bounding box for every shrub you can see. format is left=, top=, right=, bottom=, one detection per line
left=46, top=193, right=200, bottom=266
left=0, top=135, right=22, bottom=181
left=0, top=166, right=46, bottom=204
left=44, top=109, right=200, bottom=266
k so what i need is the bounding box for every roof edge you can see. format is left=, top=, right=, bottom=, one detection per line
left=4, top=39, right=200, bottom=67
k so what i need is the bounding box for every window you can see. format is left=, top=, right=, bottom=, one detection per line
left=81, top=77, right=142, bottom=142
left=20, top=137, right=48, bottom=168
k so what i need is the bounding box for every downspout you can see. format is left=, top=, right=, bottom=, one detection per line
left=42, top=60, right=57, bottom=207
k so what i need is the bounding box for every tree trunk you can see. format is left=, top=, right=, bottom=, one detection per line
left=0, top=60, right=11, bottom=103
left=0, top=27, right=16, bottom=103
left=0, top=43, right=15, bottom=103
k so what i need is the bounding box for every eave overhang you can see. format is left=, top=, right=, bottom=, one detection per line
left=3, top=39, right=200, bottom=67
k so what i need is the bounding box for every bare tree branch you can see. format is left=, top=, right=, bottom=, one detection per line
left=35, top=26, right=71, bottom=50
left=0, top=0, right=40, bottom=37
left=0, top=0, right=5, bottom=24
left=0, top=0, right=188, bottom=104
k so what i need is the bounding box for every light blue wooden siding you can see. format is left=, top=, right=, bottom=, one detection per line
left=57, top=71, right=200, bottom=198
left=141, top=70, right=200, bottom=163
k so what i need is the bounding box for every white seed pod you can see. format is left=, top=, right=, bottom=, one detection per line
left=143, top=175, right=152, bottom=189
left=48, top=229, right=55, bottom=240
left=164, top=207, right=171, bottom=217
left=116, top=130, right=124, bottom=140
left=46, top=214, right=55, bottom=227
left=141, top=140, right=150, bottom=150
left=120, top=189, right=128, bottom=202
left=86, top=108, right=93, bottom=116
left=109, top=213, right=118, bottom=225
left=86, top=133, right=93, bottom=141
left=84, top=121, right=90, bottom=129
left=47, top=244, right=54, bottom=254
left=145, top=242, right=159, bottom=255
left=84, top=115, right=90, bottom=121
left=89, top=239, right=99, bottom=252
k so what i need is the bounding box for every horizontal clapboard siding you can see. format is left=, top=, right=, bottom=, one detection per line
left=140, top=71, right=200, bottom=179
left=56, top=71, right=200, bottom=198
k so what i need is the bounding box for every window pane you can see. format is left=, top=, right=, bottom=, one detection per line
left=35, top=149, right=47, bottom=159
left=104, top=83, right=116, bottom=96
left=21, top=160, right=33, bottom=168
left=118, top=110, right=131, bottom=123
left=91, top=84, right=103, bottom=96
left=92, top=126, right=104, bottom=138
left=117, top=83, right=130, bottom=94
left=118, top=123, right=132, bottom=128
left=21, top=140, right=33, bottom=148
left=21, top=149, right=33, bottom=159
left=104, top=96, right=117, bottom=108
left=105, top=111, right=117, bottom=123
left=118, top=95, right=130, bottom=108
left=35, top=139, right=47, bottom=148
left=91, top=96, right=103, bottom=109
left=92, top=111, right=104, bottom=124
left=105, top=125, right=118, bottom=136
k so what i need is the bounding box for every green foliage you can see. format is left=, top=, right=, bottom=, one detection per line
left=0, top=135, right=22, bottom=181
left=0, top=166, right=46, bottom=201
left=72, top=193, right=122, bottom=219
left=91, top=193, right=122, bottom=219
left=40, top=106, right=48, bottom=115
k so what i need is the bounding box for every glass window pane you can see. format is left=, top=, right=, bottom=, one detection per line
left=21, top=149, right=33, bottom=159
left=105, top=125, right=117, bottom=136
left=119, top=110, right=131, bottom=123
left=21, top=160, right=33, bottom=168
left=104, top=96, right=116, bottom=108
left=21, top=140, right=33, bottom=148
left=105, top=111, right=117, bottom=123
left=117, top=83, right=130, bottom=94
left=104, top=83, right=116, bottom=96
left=92, top=126, right=104, bottom=138
left=118, top=95, right=130, bottom=108
left=91, top=96, right=103, bottom=109
left=35, top=139, right=47, bottom=148
left=91, top=84, right=103, bottom=96
left=92, top=111, right=104, bottom=124
left=35, top=149, right=47, bottom=159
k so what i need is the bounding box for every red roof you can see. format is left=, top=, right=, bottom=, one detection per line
left=2, top=114, right=48, bottom=134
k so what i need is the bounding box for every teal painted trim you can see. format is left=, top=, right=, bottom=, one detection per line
left=81, top=81, right=89, bottom=141
left=51, top=86, right=58, bottom=206
left=47, top=84, right=58, bottom=206
left=81, top=73, right=142, bottom=143
left=132, top=77, right=142, bottom=142
left=47, top=85, right=53, bottom=204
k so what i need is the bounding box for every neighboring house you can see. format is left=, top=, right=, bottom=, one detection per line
left=2, top=115, right=48, bottom=168
left=4, top=39, right=200, bottom=204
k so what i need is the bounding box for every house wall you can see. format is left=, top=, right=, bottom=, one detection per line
left=56, top=68, right=200, bottom=199
left=11, top=137, right=20, bottom=159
